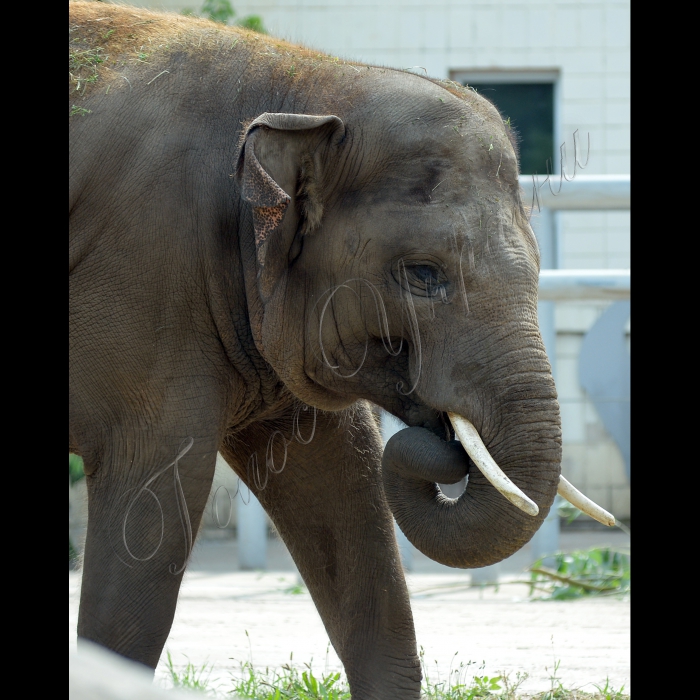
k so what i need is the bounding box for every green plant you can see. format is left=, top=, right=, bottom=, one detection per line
left=420, top=649, right=508, bottom=699
left=163, top=651, right=629, bottom=699
left=238, top=15, right=265, bottom=33
left=528, top=547, right=630, bottom=601
left=69, top=454, right=85, bottom=483
left=201, top=0, right=235, bottom=24
left=235, top=662, right=349, bottom=699
left=405, top=544, right=630, bottom=603
left=182, top=1, right=267, bottom=33
left=593, top=678, right=627, bottom=700
left=165, top=650, right=215, bottom=693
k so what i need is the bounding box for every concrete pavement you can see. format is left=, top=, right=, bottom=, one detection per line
left=69, top=527, right=630, bottom=695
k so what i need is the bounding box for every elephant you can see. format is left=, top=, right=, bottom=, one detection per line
left=69, top=3, right=612, bottom=697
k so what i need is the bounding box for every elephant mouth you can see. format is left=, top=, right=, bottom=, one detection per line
left=448, top=412, right=614, bottom=526
left=398, top=403, right=452, bottom=440
left=385, top=392, right=615, bottom=527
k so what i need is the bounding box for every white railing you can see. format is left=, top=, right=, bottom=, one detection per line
left=538, top=270, right=630, bottom=301
left=519, top=174, right=630, bottom=210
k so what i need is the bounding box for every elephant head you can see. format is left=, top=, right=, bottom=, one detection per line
left=236, top=72, right=610, bottom=568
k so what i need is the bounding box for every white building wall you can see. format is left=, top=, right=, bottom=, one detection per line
left=120, top=0, right=631, bottom=519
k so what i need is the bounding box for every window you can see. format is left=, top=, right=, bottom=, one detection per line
left=450, top=71, right=558, bottom=176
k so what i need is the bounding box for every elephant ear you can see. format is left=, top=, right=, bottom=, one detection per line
left=236, top=113, right=345, bottom=302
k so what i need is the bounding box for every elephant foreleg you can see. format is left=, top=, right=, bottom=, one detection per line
left=77, top=431, right=218, bottom=669
left=220, top=401, right=421, bottom=699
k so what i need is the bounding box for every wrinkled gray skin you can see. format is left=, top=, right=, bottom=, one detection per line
left=69, top=5, right=560, bottom=698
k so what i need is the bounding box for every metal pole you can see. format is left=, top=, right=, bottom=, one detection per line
left=237, top=484, right=267, bottom=570
left=538, top=270, right=630, bottom=301
left=470, top=562, right=500, bottom=585
left=379, top=410, right=413, bottom=571
left=518, top=174, right=630, bottom=210
left=529, top=497, right=561, bottom=568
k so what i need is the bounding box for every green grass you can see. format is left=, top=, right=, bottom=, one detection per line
left=70, top=105, right=92, bottom=117
left=165, top=651, right=215, bottom=694
left=419, top=652, right=628, bottom=700
left=69, top=47, right=106, bottom=72
left=230, top=661, right=350, bottom=699
left=162, top=650, right=629, bottom=699
left=69, top=47, right=107, bottom=93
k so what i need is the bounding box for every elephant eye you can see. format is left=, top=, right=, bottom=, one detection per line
left=396, top=262, right=447, bottom=297
left=410, top=265, right=440, bottom=285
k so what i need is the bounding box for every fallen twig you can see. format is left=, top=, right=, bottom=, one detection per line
left=529, top=567, right=619, bottom=593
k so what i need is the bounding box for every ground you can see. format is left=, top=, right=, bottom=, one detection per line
left=68, top=528, right=630, bottom=695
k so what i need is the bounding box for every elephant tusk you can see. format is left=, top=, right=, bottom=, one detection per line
left=448, top=413, right=539, bottom=517
left=557, top=476, right=616, bottom=527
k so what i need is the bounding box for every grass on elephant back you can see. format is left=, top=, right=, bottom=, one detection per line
left=163, top=649, right=629, bottom=699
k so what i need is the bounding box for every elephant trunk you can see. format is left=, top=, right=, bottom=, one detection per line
left=381, top=391, right=563, bottom=569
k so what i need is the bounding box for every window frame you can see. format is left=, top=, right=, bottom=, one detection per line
left=448, top=69, right=562, bottom=176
